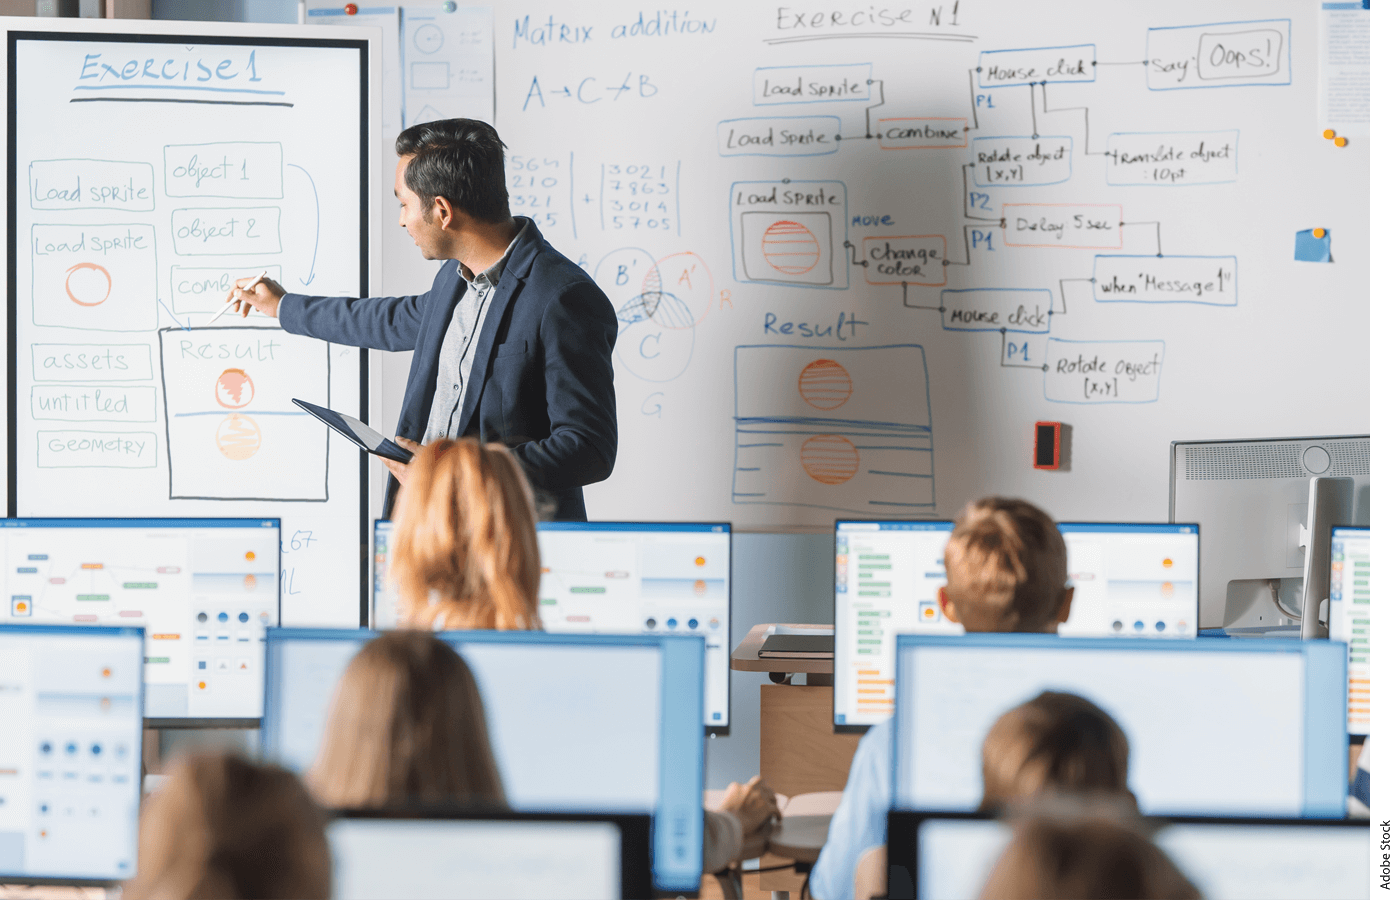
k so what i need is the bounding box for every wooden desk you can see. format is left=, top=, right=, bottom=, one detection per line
left=733, top=624, right=860, bottom=893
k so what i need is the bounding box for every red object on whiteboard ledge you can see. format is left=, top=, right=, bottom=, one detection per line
left=1034, top=422, right=1061, bottom=470
left=344, top=3, right=358, bottom=14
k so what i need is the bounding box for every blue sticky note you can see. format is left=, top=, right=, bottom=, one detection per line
left=1295, top=229, right=1332, bottom=262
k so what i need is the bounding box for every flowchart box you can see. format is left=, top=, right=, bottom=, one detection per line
left=753, top=63, right=872, bottom=105
left=730, top=180, right=848, bottom=289
left=978, top=44, right=1095, bottom=87
left=1093, top=255, right=1237, bottom=305
left=864, top=236, right=946, bottom=286
left=32, top=223, right=157, bottom=332
left=972, top=136, right=1073, bottom=186
left=163, top=143, right=284, bottom=199
left=1044, top=339, right=1165, bottom=404
left=171, top=208, right=281, bottom=256
left=1146, top=19, right=1291, bottom=90
left=158, top=327, right=329, bottom=501
left=1002, top=204, right=1122, bottom=249
left=1104, top=131, right=1239, bottom=185
left=940, top=288, right=1052, bottom=333
left=29, top=159, right=154, bottom=211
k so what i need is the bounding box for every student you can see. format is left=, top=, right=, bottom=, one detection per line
left=307, top=630, right=505, bottom=808
left=390, top=437, right=543, bottom=630
left=377, top=437, right=780, bottom=871
left=124, top=753, right=331, bottom=900
left=978, top=812, right=1200, bottom=900
left=812, top=497, right=1075, bottom=900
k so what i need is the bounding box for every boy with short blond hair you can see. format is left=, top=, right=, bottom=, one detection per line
left=811, top=497, right=1074, bottom=900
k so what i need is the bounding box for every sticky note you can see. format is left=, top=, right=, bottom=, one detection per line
left=1295, top=228, right=1332, bottom=263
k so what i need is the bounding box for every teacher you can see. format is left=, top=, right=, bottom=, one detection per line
left=229, top=119, right=618, bottom=520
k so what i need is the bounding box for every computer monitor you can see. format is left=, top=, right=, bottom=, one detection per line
left=887, top=811, right=1369, bottom=900
left=0, top=623, right=144, bottom=885
left=262, top=629, right=706, bottom=893
left=1329, top=526, right=1370, bottom=737
left=374, top=519, right=733, bottom=733
left=892, top=634, right=1347, bottom=817
left=832, top=521, right=1200, bottom=731
left=1169, top=435, right=1369, bottom=630
left=0, top=518, right=280, bottom=726
left=327, top=810, right=653, bottom=900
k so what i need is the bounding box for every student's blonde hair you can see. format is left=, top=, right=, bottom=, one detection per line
left=307, top=630, right=506, bottom=809
left=391, top=438, right=542, bottom=630
left=978, top=812, right=1200, bottom=900
left=980, top=691, right=1134, bottom=812
left=944, top=497, right=1067, bottom=631
left=125, top=752, right=330, bottom=900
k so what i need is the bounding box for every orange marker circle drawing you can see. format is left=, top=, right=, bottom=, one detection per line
left=1313, top=228, right=1327, bottom=239
left=1323, top=129, right=1335, bottom=140
left=1334, top=136, right=1347, bottom=147
left=64, top=262, right=112, bottom=307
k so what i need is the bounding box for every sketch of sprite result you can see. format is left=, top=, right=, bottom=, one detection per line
left=733, top=345, right=934, bottom=513
left=158, top=327, right=330, bottom=501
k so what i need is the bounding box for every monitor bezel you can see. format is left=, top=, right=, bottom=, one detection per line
left=891, top=632, right=1348, bottom=817
left=886, top=809, right=1370, bottom=900
left=0, top=516, right=280, bottom=729
left=327, top=806, right=654, bottom=900
left=832, top=518, right=955, bottom=734
left=0, top=622, right=146, bottom=887
left=1329, top=524, right=1370, bottom=741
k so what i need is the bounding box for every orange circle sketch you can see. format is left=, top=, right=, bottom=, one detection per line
left=64, top=262, right=112, bottom=307
left=216, top=413, right=261, bottom=461
left=799, top=359, right=854, bottom=410
left=215, top=368, right=255, bottom=409
left=762, top=220, right=821, bottom=275
left=800, top=434, right=860, bottom=485
left=243, top=574, right=258, bottom=591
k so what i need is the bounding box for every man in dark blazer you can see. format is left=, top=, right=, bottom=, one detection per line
left=228, top=119, right=617, bottom=520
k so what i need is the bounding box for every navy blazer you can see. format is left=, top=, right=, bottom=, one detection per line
left=279, top=219, right=618, bottom=520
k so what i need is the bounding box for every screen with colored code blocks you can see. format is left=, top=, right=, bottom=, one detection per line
left=835, top=521, right=1202, bottom=729
left=0, top=519, right=279, bottom=723
left=1329, top=526, right=1369, bottom=736
left=0, top=624, right=144, bottom=883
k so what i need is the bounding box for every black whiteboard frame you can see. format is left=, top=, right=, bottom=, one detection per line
left=5, top=30, right=372, bottom=630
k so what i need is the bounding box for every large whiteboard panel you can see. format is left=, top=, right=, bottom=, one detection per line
left=7, top=21, right=378, bottom=624
left=444, top=0, right=1366, bottom=529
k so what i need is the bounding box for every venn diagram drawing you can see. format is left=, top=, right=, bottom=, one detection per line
left=594, top=248, right=713, bottom=383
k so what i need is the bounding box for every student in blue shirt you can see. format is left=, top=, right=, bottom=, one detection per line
left=811, top=497, right=1076, bottom=900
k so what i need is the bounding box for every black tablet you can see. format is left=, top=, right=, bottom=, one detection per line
left=292, top=398, right=414, bottom=463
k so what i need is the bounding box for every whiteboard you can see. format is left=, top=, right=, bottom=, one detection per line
left=376, top=0, right=1367, bottom=529
left=5, top=19, right=381, bottom=624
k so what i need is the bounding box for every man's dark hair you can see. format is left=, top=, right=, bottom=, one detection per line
left=396, top=119, right=511, bottom=224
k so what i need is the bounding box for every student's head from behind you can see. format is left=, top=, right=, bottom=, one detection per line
left=980, top=691, right=1135, bottom=813
left=978, top=811, right=1199, bottom=900
left=308, top=630, right=506, bottom=809
left=394, top=118, right=511, bottom=258
left=391, top=437, right=542, bottom=631
left=125, top=752, right=330, bottom=900
left=937, top=497, right=1071, bottom=632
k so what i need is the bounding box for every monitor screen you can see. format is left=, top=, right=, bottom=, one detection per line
left=0, top=624, right=144, bottom=884
left=262, top=629, right=705, bottom=893
left=1329, top=526, right=1369, bottom=736
left=893, top=634, right=1347, bottom=817
left=833, top=521, right=1200, bottom=730
left=375, top=520, right=732, bottom=732
left=0, top=519, right=279, bottom=724
left=327, top=812, right=651, bottom=900
left=897, top=813, right=1368, bottom=900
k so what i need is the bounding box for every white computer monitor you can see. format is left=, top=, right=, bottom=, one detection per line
left=327, top=810, right=653, bottom=900
left=833, top=521, right=1200, bottom=731
left=893, top=634, right=1347, bottom=817
left=890, top=812, right=1368, bottom=900
left=1169, top=435, right=1369, bottom=630
left=262, top=629, right=705, bottom=893
left=0, top=518, right=280, bottom=725
left=0, top=624, right=144, bottom=884
left=1329, top=526, right=1369, bottom=737
left=375, top=519, right=733, bottom=732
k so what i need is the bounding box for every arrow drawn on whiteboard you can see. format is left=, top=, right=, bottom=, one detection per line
left=288, top=163, right=320, bottom=286
left=156, top=297, right=191, bottom=331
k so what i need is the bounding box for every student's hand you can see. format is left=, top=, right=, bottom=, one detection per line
left=228, top=276, right=286, bottom=319
left=382, top=437, right=423, bottom=483
left=720, top=775, right=780, bottom=859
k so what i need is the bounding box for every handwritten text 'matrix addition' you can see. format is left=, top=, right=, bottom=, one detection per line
left=512, top=10, right=717, bottom=48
